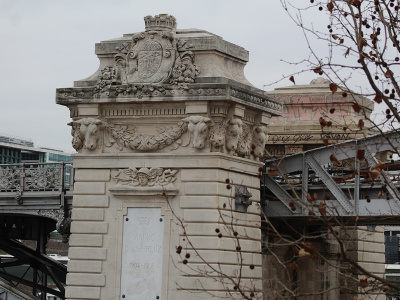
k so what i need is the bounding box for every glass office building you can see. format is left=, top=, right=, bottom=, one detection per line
left=0, top=134, right=73, bottom=164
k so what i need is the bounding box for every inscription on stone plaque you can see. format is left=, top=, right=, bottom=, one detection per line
left=120, top=208, right=164, bottom=299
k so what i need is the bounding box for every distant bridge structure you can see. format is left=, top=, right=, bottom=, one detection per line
left=0, top=162, right=73, bottom=299
left=262, top=130, right=400, bottom=224
left=0, top=132, right=400, bottom=298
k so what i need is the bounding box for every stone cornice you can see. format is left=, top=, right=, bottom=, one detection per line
left=56, top=84, right=282, bottom=116
left=71, top=152, right=263, bottom=173
left=96, top=29, right=249, bottom=62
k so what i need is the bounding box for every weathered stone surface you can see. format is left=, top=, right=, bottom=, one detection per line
left=72, top=208, right=104, bottom=221
left=75, top=169, right=110, bottom=182
left=184, top=182, right=233, bottom=196
left=58, top=14, right=268, bottom=300
left=68, top=247, right=107, bottom=260
left=70, top=221, right=108, bottom=234
left=73, top=195, right=109, bottom=208
left=265, top=77, right=377, bottom=157
left=179, top=223, right=261, bottom=240
left=180, top=168, right=261, bottom=189
left=68, top=260, right=102, bottom=273
left=66, top=274, right=106, bottom=286
left=74, top=182, right=106, bottom=195
left=65, top=286, right=101, bottom=299
left=69, top=234, right=103, bottom=247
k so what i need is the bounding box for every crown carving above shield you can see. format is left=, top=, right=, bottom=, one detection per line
left=97, top=14, right=199, bottom=88
left=144, top=14, right=177, bottom=32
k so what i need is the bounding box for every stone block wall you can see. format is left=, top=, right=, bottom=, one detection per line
left=66, top=169, right=110, bottom=300
left=342, top=226, right=386, bottom=300
left=65, top=154, right=263, bottom=299
left=175, top=167, right=262, bottom=299
left=262, top=225, right=386, bottom=300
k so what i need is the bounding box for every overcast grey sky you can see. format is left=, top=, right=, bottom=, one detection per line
left=0, top=0, right=330, bottom=152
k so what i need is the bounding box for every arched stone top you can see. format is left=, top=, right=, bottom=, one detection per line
left=310, top=77, right=331, bottom=85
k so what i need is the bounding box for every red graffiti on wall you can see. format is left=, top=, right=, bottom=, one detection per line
left=270, top=94, right=350, bottom=123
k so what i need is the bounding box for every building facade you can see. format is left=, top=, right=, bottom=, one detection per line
left=0, top=133, right=73, bottom=164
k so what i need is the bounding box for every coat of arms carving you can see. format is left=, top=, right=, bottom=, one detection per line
left=138, top=40, right=163, bottom=79
left=114, top=14, right=180, bottom=85
left=107, top=14, right=198, bottom=88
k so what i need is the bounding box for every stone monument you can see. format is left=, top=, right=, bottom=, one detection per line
left=266, top=77, right=376, bottom=157
left=56, top=14, right=282, bottom=299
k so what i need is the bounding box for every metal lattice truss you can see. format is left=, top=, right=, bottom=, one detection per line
left=263, top=130, right=400, bottom=221
left=0, top=239, right=66, bottom=299
left=0, top=216, right=67, bottom=299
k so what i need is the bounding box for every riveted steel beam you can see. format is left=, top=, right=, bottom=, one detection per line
left=263, top=174, right=301, bottom=215
left=305, top=155, right=353, bottom=214
left=264, top=130, right=400, bottom=219
left=364, top=145, right=400, bottom=210
left=265, top=130, right=400, bottom=173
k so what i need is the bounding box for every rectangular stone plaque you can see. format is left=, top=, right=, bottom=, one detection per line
left=120, top=208, right=164, bottom=299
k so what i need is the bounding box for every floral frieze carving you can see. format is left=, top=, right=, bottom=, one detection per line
left=114, top=84, right=166, bottom=99
left=112, top=167, right=178, bottom=187
left=105, top=122, right=188, bottom=151
left=170, top=51, right=200, bottom=90
left=69, top=115, right=268, bottom=161
left=94, top=66, right=117, bottom=94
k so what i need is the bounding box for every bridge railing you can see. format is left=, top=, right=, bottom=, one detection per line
left=0, top=162, right=73, bottom=193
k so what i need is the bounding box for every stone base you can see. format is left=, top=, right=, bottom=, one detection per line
left=262, top=226, right=386, bottom=300
left=66, top=153, right=263, bottom=299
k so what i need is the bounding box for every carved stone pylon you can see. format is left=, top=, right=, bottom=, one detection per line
left=57, top=14, right=282, bottom=300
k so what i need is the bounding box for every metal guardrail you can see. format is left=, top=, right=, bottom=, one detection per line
left=0, top=163, right=73, bottom=194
